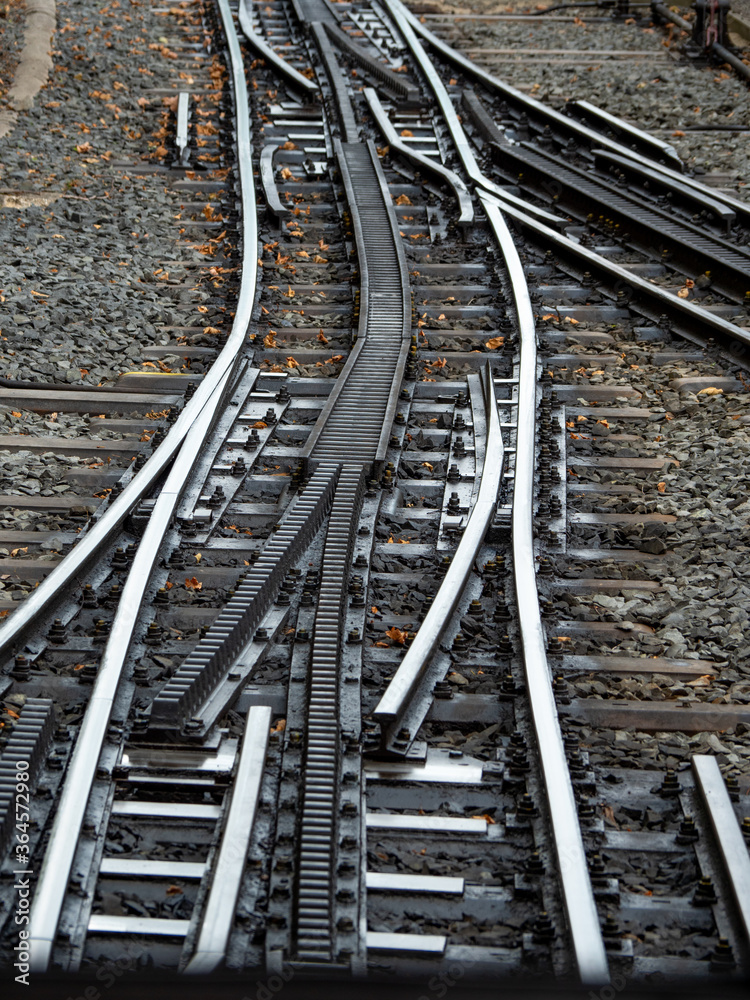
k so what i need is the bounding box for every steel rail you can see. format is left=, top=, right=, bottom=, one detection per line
left=27, top=363, right=238, bottom=971
left=478, top=188, right=750, bottom=352
left=184, top=705, right=272, bottom=973
left=25, top=0, right=259, bottom=969
left=692, top=754, right=750, bottom=950
left=363, top=87, right=474, bottom=227
left=0, top=0, right=259, bottom=663
left=487, top=140, right=750, bottom=297
left=478, top=190, right=609, bottom=986
left=372, top=363, right=504, bottom=751
left=461, top=87, right=740, bottom=251
left=393, top=0, right=750, bottom=227
left=381, top=0, right=563, bottom=228
left=568, top=99, right=683, bottom=170
left=238, top=0, right=320, bottom=95
left=589, top=148, right=735, bottom=230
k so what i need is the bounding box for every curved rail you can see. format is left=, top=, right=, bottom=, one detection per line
left=0, top=0, right=260, bottom=664
left=372, top=363, right=503, bottom=754
left=381, top=0, right=563, bottom=227
left=478, top=191, right=609, bottom=986
left=26, top=0, right=259, bottom=969
left=238, top=0, right=319, bottom=95
left=480, top=188, right=750, bottom=352
left=363, top=86, right=474, bottom=228
left=392, top=0, right=750, bottom=227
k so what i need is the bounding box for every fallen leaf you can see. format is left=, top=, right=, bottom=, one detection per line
left=602, top=804, right=619, bottom=828
left=184, top=577, right=202, bottom=590
left=485, top=336, right=504, bottom=350
left=697, top=387, right=723, bottom=395
left=470, top=814, right=496, bottom=825
left=657, top=481, right=666, bottom=493
left=386, top=626, right=408, bottom=645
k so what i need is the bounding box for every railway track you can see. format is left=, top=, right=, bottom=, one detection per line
left=2, top=0, right=750, bottom=990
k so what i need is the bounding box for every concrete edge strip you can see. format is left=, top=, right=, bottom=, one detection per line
left=7, top=0, right=56, bottom=113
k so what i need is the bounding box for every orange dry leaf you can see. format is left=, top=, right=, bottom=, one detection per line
left=271, top=718, right=287, bottom=733
left=264, top=333, right=278, bottom=348
left=374, top=641, right=390, bottom=648
left=386, top=627, right=408, bottom=644
left=485, top=336, right=504, bottom=350
left=657, top=481, right=666, bottom=493
left=400, top=129, right=413, bottom=137
left=253, top=421, right=268, bottom=429
left=165, top=885, right=183, bottom=896
left=394, top=194, right=412, bottom=205
left=371, top=606, right=379, bottom=615
left=317, top=330, right=329, bottom=344
left=421, top=462, right=433, bottom=471
left=184, top=577, right=202, bottom=590
left=470, top=814, right=496, bottom=825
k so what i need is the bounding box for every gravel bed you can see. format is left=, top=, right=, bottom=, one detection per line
left=0, top=0, right=25, bottom=103
left=0, top=0, right=221, bottom=386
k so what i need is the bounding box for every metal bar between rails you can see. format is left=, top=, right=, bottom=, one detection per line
left=176, top=91, right=190, bottom=166
left=185, top=705, right=272, bottom=973
left=692, top=754, right=750, bottom=949
left=479, top=190, right=610, bottom=987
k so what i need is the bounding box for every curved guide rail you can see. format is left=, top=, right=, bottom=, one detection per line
left=480, top=191, right=609, bottom=986
left=238, top=0, right=320, bottom=95
left=372, top=363, right=504, bottom=755
left=363, top=86, right=474, bottom=228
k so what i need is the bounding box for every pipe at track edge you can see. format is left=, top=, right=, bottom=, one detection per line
left=478, top=191, right=610, bottom=986
left=0, top=0, right=259, bottom=662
